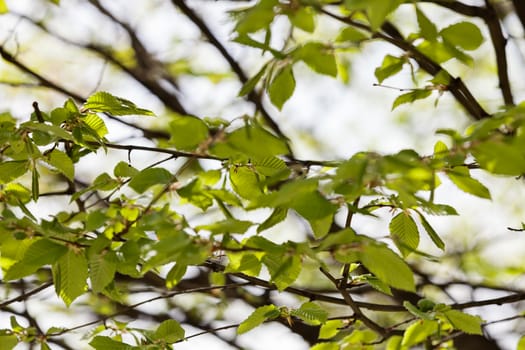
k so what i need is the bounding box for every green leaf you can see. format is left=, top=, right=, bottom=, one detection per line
left=360, top=242, right=415, bottom=292
left=288, top=6, right=315, bottom=33
left=447, top=166, right=490, bottom=199
left=53, top=248, right=89, bottom=306
left=169, top=115, right=209, bottom=150
left=257, top=207, right=288, bottom=233
left=237, top=305, right=280, bottom=334
left=290, top=302, right=328, bottom=325
left=0, top=335, right=17, bottom=350
left=310, top=343, right=339, bottom=350
left=45, top=149, right=74, bottom=181
left=0, top=161, right=29, bottom=184
left=268, top=65, right=296, bottom=110
left=319, top=320, right=345, bottom=339
left=336, top=27, right=369, bottom=43
left=89, top=336, right=138, bottom=350
left=128, top=167, right=173, bottom=193
left=220, top=125, right=289, bottom=158
left=403, top=301, right=434, bottom=321
left=442, top=309, right=483, bottom=335
left=392, top=89, right=432, bottom=110
left=197, top=219, right=253, bottom=235
left=225, top=252, right=262, bottom=275
left=440, top=22, right=483, bottom=51
left=88, top=251, right=117, bottom=293
left=4, top=239, right=68, bottom=280
left=416, top=212, right=445, bottom=250
left=229, top=165, right=263, bottom=200
left=389, top=212, right=419, bottom=257
left=402, top=319, right=439, bottom=347
left=375, top=55, right=405, bottom=83
left=263, top=253, right=301, bottom=290
left=294, top=42, right=337, bottom=77
left=114, top=161, right=139, bottom=178
left=83, top=91, right=155, bottom=116
left=83, top=113, right=108, bottom=138
left=345, top=0, right=403, bottom=30
left=154, top=319, right=185, bottom=343
left=166, top=263, right=187, bottom=288
left=416, top=7, right=438, bottom=41
left=234, top=0, right=278, bottom=35
left=471, top=141, right=525, bottom=176
left=239, top=63, right=269, bottom=97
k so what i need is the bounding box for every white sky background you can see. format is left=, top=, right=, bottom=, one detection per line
left=1, top=0, right=525, bottom=349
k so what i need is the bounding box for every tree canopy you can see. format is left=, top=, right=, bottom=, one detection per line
left=1, top=0, right=525, bottom=349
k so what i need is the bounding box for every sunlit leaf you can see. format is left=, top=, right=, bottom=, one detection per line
left=237, top=305, right=280, bottom=334
left=268, top=65, right=296, bottom=110
left=83, top=91, right=155, bottom=116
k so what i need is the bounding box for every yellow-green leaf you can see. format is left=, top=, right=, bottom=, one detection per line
left=268, top=65, right=296, bottom=110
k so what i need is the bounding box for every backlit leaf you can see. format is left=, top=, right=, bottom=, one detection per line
left=268, top=65, right=296, bottom=110
left=375, top=55, right=405, bottom=83
left=392, top=89, right=432, bottom=110
left=447, top=166, right=490, bottom=199
left=402, top=320, right=439, bottom=347
left=294, top=42, right=337, bottom=77
left=442, top=309, right=483, bottom=335
left=238, top=305, right=280, bottom=334
left=389, top=212, right=420, bottom=257
left=45, top=149, right=74, bottom=181
left=53, top=248, right=88, bottom=306
left=360, top=242, right=415, bottom=292
left=169, top=115, right=209, bottom=150
left=84, top=91, right=155, bottom=116
left=440, top=22, right=483, bottom=51
left=128, top=167, right=173, bottom=194
left=290, top=302, right=328, bottom=325
left=154, top=319, right=185, bottom=343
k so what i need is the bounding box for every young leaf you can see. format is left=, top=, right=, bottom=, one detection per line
left=234, top=0, right=278, bottom=35
left=471, top=141, right=525, bottom=176
left=44, top=149, right=74, bottom=181
left=442, top=309, right=483, bottom=335
left=360, top=242, right=416, bottom=292
left=375, top=54, right=405, bottom=83
left=268, top=65, right=296, bottom=110
left=239, top=63, right=269, bottom=97
left=257, top=207, right=288, bottom=233
left=0, top=161, right=29, bottom=184
left=290, top=302, right=328, bottom=325
left=440, top=22, right=483, bottom=51
left=310, top=342, right=339, bottom=350
left=263, top=253, right=301, bottom=290
left=169, top=115, right=209, bottom=150
left=88, top=251, right=117, bottom=293
left=83, top=91, right=155, bottom=116
left=402, top=320, right=439, bottom=347
left=0, top=335, right=18, bottom=350
left=416, top=212, right=445, bottom=250
left=237, top=304, right=280, bottom=334
left=446, top=166, right=491, bottom=199
left=89, top=336, right=138, bottom=350
left=389, top=212, right=420, bottom=257
left=154, top=319, right=185, bottom=343
left=336, top=27, right=370, bottom=43
left=128, top=167, right=173, bottom=194
left=166, top=263, right=187, bottom=289
left=294, top=42, right=337, bottom=77
left=392, top=89, right=432, bottom=110
left=53, top=248, right=89, bottom=306
left=319, top=320, right=345, bottom=339
left=416, top=7, right=438, bottom=41
left=229, top=165, right=263, bottom=200
left=288, top=6, right=315, bottom=33
left=4, top=239, right=68, bottom=280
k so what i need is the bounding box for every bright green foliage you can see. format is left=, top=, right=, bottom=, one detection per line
left=237, top=305, right=280, bottom=334
left=0, top=1, right=521, bottom=350
left=83, top=91, right=155, bottom=117
left=0, top=0, right=7, bottom=13
left=389, top=212, right=420, bottom=257
left=268, top=65, right=296, bottom=110
left=290, top=302, right=328, bottom=325
left=169, top=115, right=209, bottom=150
left=153, top=320, right=185, bottom=343
left=53, top=248, right=89, bottom=306
left=401, top=319, right=439, bottom=347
